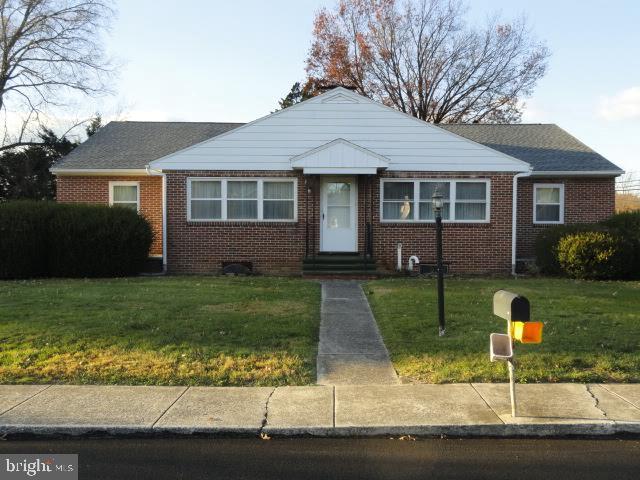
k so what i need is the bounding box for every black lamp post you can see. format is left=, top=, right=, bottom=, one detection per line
left=432, top=187, right=446, bottom=336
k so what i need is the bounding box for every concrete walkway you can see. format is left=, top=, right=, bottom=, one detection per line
left=316, top=280, right=399, bottom=385
left=1, top=384, right=639, bottom=437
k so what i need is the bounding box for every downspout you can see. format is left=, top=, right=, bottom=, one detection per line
left=146, top=166, right=167, bottom=273
left=511, top=170, right=532, bottom=276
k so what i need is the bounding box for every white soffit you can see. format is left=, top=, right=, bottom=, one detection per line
left=149, top=87, right=531, bottom=173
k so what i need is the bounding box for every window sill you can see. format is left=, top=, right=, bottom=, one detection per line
left=186, top=219, right=298, bottom=224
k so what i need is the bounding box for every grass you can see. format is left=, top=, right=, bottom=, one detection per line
left=0, top=277, right=320, bottom=386
left=365, top=277, right=640, bottom=383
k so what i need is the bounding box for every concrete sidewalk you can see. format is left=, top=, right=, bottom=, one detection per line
left=1, top=383, right=639, bottom=437
left=317, top=280, right=399, bottom=385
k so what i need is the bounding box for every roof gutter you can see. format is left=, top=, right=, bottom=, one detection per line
left=146, top=166, right=167, bottom=273
left=512, top=170, right=532, bottom=276
left=50, top=168, right=150, bottom=176
left=529, top=170, right=624, bottom=177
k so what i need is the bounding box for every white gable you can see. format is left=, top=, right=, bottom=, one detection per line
left=150, top=87, right=530, bottom=173
left=291, top=138, right=389, bottom=174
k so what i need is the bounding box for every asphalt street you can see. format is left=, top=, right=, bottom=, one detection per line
left=1, top=437, right=639, bottom=479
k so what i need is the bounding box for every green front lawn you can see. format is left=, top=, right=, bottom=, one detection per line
left=365, top=278, right=640, bottom=383
left=0, top=277, right=320, bottom=386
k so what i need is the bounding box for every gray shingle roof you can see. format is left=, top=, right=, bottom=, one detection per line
left=53, top=120, right=622, bottom=173
left=52, top=121, right=243, bottom=170
left=438, top=124, right=622, bottom=172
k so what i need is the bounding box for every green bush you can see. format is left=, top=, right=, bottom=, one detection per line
left=602, top=210, right=640, bottom=278
left=534, top=223, right=601, bottom=275
left=556, top=231, right=622, bottom=280
left=0, top=201, right=55, bottom=279
left=48, top=204, right=153, bottom=277
left=0, top=202, right=153, bottom=279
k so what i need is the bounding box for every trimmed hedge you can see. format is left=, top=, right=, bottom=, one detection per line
left=602, top=210, right=640, bottom=277
left=0, top=201, right=55, bottom=279
left=0, top=201, right=153, bottom=279
left=556, top=232, right=622, bottom=280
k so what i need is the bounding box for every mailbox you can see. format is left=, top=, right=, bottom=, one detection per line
left=490, top=333, right=513, bottom=362
left=493, top=290, right=530, bottom=322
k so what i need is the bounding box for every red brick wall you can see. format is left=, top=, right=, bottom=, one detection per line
left=371, top=172, right=515, bottom=274
left=56, top=172, right=616, bottom=275
left=56, top=175, right=163, bottom=256
left=516, top=177, right=616, bottom=259
left=165, top=171, right=309, bottom=275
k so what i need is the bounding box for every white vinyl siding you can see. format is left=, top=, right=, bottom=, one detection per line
left=187, top=178, right=297, bottom=222
left=380, top=179, right=490, bottom=223
left=150, top=89, right=529, bottom=173
left=109, top=181, right=139, bottom=211
left=533, top=183, right=564, bottom=224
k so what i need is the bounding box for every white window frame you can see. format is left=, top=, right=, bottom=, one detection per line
left=187, top=177, right=298, bottom=222
left=109, top=181, right=140, bottom=212
left=380, top=178, right=491, bottom=223
left=533, top=183, right=564, bottom=224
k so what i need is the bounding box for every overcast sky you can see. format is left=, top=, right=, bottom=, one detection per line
left=93, top=0, right=639, bottom=173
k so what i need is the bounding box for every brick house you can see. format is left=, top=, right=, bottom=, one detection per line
left=51, top=88, right=622, bottom=275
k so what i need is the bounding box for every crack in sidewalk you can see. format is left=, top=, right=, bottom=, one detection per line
left=258, top=387, right=277, bottom=436
left=585, top=384, right=607, bottom=418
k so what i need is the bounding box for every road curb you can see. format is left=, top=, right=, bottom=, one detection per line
left=2, top=422, right=639, bottom=438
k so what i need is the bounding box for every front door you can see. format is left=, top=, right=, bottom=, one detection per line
left=320, top=177, right=358, bottom=252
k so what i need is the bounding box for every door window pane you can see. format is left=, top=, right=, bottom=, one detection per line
left=327, top=183, right=351, bottom=205
left=327, top=206, right=350, bottom=228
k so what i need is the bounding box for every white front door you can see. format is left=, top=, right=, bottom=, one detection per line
left=320, top=177, right=358, bottom=252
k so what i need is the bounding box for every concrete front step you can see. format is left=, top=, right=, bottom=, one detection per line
left=303, top=254, right=379, bottom=277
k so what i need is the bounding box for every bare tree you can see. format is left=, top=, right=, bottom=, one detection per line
left=616, top=171, right=640, bottom=212
left=0, top=0, right=113, bottom=150
left=306, top=0, right=550, bottom=123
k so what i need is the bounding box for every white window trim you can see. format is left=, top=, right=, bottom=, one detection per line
left=380, top=178, right=491, bottom=223
left=187, top=177, right=298, bottom=222
left=109, top=181, right=140, bottom=212
left=533, top=183, right=564, bottom=224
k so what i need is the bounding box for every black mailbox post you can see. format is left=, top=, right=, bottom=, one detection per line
left=493, top=290, right=530, bottom=323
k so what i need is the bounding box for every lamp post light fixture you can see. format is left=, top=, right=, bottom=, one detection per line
left=432, top=186, right=446, bottom=336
